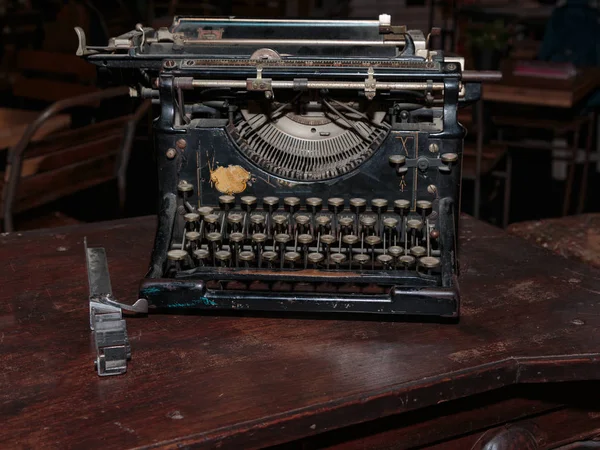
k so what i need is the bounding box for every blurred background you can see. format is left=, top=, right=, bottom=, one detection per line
left=0, top=0, right=598, bottom=254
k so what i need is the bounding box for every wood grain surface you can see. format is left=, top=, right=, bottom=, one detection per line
left=1, top=215, right=599, bottom=449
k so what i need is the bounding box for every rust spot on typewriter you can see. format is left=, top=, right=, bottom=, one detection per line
left=210, top=165, right=251, bottom=194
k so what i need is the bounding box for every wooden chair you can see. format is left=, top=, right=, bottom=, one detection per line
left=0, top=87, right=151, bottom=232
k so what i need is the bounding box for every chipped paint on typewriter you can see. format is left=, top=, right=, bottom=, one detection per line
left=77, top=15, right=500, bottom=318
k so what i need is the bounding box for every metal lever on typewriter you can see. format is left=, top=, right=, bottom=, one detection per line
left=85, top=238, right=148, bottom=376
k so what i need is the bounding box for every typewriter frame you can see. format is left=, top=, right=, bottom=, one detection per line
left=80, top=16, right=494, bottom=319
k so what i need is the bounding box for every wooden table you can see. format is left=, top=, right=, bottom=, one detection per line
left=2, top=216, right=600, bottom=449
left=0, top=107, right=70, bottom=150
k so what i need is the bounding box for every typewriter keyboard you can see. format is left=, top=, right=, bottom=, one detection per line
left=168, top=190, right=443, bottom=277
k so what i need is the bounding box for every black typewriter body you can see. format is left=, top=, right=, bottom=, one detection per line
left=80, top=15, right=494, bottom=318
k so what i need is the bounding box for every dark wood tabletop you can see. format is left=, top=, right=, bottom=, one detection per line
left=1, top=215, right=600, bottom=449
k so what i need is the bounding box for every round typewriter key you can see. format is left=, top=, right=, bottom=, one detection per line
left=298, top=233, right=313, bottom=245
left=306, top=197, right=322, bottom=207
left=394, top=199, right=411, bottom=211
left=441, top=152, right=458, bottom=164
left=272, top=214, right=287, bottom=224
left=388, top=154, right=406, bottom=165
left=204, top=213, right=219, bottom=224
left=250, top=214, right=265, bottom=224
left=193, top=248, right=210, bottom=260
left=241, top=195, right=257, bottom=206
left=206, top=232, right=221, bottom=242
left=350, top=198, right=367, bottom=208
left=339, top=217, right=354, bottom=228
left=419, top=256, right=440, bottom=269
left=227, top=213, right=243, bottom=224
left=328, top=197, right=344, bottom=208
left=342, top=234, right=359, bottom=245
left=295, top=215, right=310, bottom=226
left=239, top=251, right=254, bottom=262
left=177, top=180, right=193, bottom=192
left=353, top=253, right=370, bottom=265
left=407, top=219, right=423, bottom=230
left=284, top=251, right=301, bottom=263
left=308, top=252, right=324, bottom=264
left=371, top=198, right=388, bottom=209
left=198, top=206, right=214, bottom=217
left=383, top=217, right=399, bottom=229
left=215, top=250, right=231, bottom=262
left=229, top=232, right=244, bottom=243
left=360, top=216, right=376, bottom=227
left=365, top=235, right=382, bottom=246
left=377, top=254, right=394, bottom=267
left=184, top=212, right=200, bottom=223
left=416, top=200, right=433, bottom=213
left=316, top=215, right=331, bottom=227
left=262, top=251, right=278, bottom=262
left=399, top=255, right=416, bottom=267
left=264, top=196, right=279, bottom=206
left=186, top=231, right=200, bottom=242
left=320, top=234, right=336, bottom=245
left=388, top=246, right=404, bottom=257
left=275, top=233, right=291, bottom=243
left=410, top=245, right=427, bottom=257
left=284, top=196, right=300, bottom=207
left=330, top=253, right=347, bottom=265
left=167, top=249, right=188, bottom=261
left=219, top=195, right=235, bottom=205
left=252, top=232, right=267, bottom=243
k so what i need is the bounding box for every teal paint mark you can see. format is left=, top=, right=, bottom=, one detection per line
left=166, top=297, right=217, bottom=308
left=141, top=286, right=162, bottom=295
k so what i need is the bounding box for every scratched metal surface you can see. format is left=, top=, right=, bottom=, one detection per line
left=1, top=215, right=599, bottom=449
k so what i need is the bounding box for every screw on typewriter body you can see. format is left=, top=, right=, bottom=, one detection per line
left=229, top=232, right=244, bottom=267
left=320, top=234, right=336, bottom=269
left=377, top=254, right=393, bottom=270
left=308, top=252, right=324, bottom=269
left=239, top=250, right=254, bottom=268
left=298, top=233, right=313, bottom=269
left=328, top=198, right=344, bottom=237
left=262, top=251, right=278, bottom=269
left=342, top=234, right=359, bottom=269
left=263, top=196, right=280, bottom=236
left=167, top=249, right=189, bottom=273
left=193, top=248, right=210, bottom=267
left=330, top=252, right=346, bottom=270
left=427, top=184, right=438, bottom=195
left=339, top=217, right=354, bottom=236
left=295, top=215, right=310, bottom=235
left=215, top=250, right=232, bottom=268
left=389, top=154, right=408, bottom=175
left=284, top=251, right=301, bottom=269
left=306, top=197, right=322, bottom=230
left=176, top=139, right=187, bottom=150
left=252, top=232, right=267, bottom=268
left=365, top=235, right=382, bottom=270
left=275, top=233, right=291, bottom=269
left=429, top=143, right=439, bottom=153
left=350, top=198, right=367, bottom=232
left=371, top=199, right=388, bottom=236
left=166, top=148, right=177, bottom=159
left=439, top=152, right=458, bottom=173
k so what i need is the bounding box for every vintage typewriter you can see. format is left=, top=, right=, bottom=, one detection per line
left=77, top=14, right=499, bottom=327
